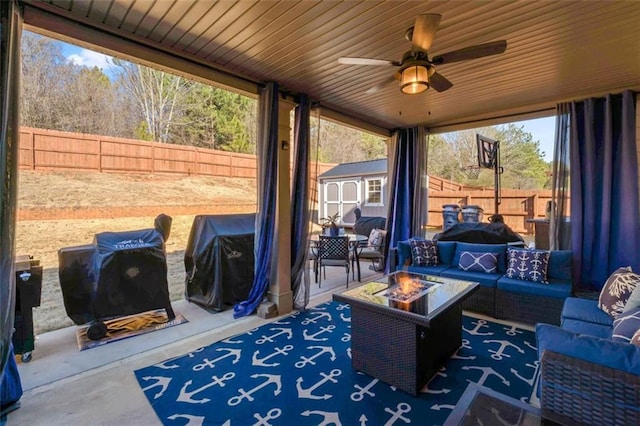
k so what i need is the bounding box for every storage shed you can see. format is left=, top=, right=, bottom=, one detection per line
left=318, top=159, right=388, bottom=226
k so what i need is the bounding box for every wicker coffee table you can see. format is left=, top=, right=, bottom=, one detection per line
left=333, top=271, right=478, bottom=395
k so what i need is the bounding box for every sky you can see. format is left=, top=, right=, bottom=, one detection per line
left=512, top=116, right=556, bottom=162
left=58, top=42, right=557, bottom=161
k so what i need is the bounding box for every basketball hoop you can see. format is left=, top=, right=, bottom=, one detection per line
left=463, top=165, right=481, bottom=179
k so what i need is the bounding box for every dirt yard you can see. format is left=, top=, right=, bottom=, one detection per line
left=15, top=170, right=257, bottom=334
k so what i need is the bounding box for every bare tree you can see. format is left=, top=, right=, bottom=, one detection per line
left=113, top=60, right=190, bottom=143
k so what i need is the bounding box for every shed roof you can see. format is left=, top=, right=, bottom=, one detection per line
left=319, top=159, right=387, bottom=180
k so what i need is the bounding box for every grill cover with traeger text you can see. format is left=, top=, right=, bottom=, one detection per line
left=58, top=220, right=173, bottom=325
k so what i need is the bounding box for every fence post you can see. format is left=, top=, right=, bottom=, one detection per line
left=29, top=130, right=35, bottom=170
left=98, top=138, right=102, bottom=172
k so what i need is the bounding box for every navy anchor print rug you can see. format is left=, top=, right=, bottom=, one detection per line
left=134, top=301, right=539, bottom=425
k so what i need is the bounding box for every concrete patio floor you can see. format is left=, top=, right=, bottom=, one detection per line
left=5, top=263, right=384, bottom=425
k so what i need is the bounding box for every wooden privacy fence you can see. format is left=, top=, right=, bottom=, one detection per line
left=18, top=126, right=335, bottom=182
left=428, top=189, right=559, bottom=234
left=18, top=127, right=555, bottom=231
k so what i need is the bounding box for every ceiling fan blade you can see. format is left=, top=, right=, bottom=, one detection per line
left=429, top=72, right=453, bottom=92
left=432, top=40, right=507, bottom=65
left=411, top=13, right=441, bottom=52
left=365, top=76, right=396, bottom=94
left=338, top=57, right=398, bottom=66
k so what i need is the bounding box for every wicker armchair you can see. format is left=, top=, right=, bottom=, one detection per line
left=540, top=350, right=640, bottom=425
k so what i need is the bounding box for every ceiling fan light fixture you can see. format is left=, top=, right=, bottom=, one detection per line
left=400, top=65, right=429, bottom=94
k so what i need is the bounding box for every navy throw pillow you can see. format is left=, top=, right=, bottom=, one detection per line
left=505, top=248, right=550, bottom=283
left=458, top=251, right=498, bottom=273
left=599, top=267, right=640, bottom=318
left=409, top=239, right=438, bottom=267
left=612, top=307, right=640, bottom=343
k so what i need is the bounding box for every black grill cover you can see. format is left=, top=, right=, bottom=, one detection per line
left=434, top=222, right=525, bottom=245
left=353, top=216, right=386, bottom=238
left=185, top=214, right=255, bottom=311
left=58, top=220, right=173, bottom=325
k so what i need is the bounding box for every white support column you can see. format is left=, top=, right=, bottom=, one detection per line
left=268, top=98, right=296, bottom=315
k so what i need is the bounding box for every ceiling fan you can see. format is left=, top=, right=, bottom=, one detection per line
left=338, top=13, right=507, bottom=95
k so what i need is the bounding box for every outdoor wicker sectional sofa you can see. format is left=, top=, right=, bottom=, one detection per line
left=394, top=240, right=573, bottom=325
left=536, top=297, right=640, bottom=425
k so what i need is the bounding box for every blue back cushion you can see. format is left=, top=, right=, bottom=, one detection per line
left=396, top=240, right=412, bottom=268
left=437, top=241, right=456, bottom=265
left=453, top=242, right=507, bottom=273
left=548, top=250, right=572, bottom=281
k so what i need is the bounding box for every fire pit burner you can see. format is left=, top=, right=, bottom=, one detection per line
left=381, top=279, right=439, bottom=303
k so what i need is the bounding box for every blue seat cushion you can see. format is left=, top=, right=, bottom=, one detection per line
left=452, top=242, right=507, bottom=273
left=536, top=323, right=640, bottom=376
left=440, top=268, right=500, bottom=288
left=497, top=276, right=571, bottom=299
left=405, top=264, right=450, bottom=276
left=561, top=318, right=613, bottom=339
left=561, top=297, right=613, bottom=327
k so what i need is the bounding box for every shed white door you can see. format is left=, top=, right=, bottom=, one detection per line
left=323, top=180, right=361, bottom=225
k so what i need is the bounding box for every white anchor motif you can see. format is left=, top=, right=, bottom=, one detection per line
left=463, top=366, right=510, bottom=386
left=335, top=303, right=349, bottom=311
left=222, top=336, right=243, bottom=344
left=463, top=319, right=494, bottom=336
left=483, top=339, right=525, bottom=360
left=255, top=327, right=293, bottom=344
left=228, top=374, right=282, bottom=406
left=252, top=408, right=281, bottom=426
left=301, top=311, right=332, bottom=325
left=347, top=347, right=352, bottom=359
left=177, top=372, right=235, bottom=404
left=351, top=378, right=379, bottom=401
left=301, top=409, right=342, bottom=426
left=167, top=413, right=204, bottom=426
left=140, top=376, right=171, bottom=399
left=510, top=360, right=540, bottom=385
left=451, top=339, right=476, bottom=360
left=384, top=402, right=411, bottom=425
left=340, top=312, right=351, bottom=322
left=186, top=347, right=205, bottom=358
left=192, top=348, right=241, bottom=371
left=295, top=346, right=336, bottom=368
left=423, top=384, right=450, bottom=395
left=502, top=325, right=523, bottom=337
left=153, top=359, right=180, bottom=370
left=303, top=324, right=336, bottom=341
left=430, top=404, right=455, bottom=411
left=524, top=340, right=537, bottom=351
left=341, top=333, right=351, bottom=342
left=296, top=368, right=342, bottom=400
left=252, top=345, right=294, bottom=367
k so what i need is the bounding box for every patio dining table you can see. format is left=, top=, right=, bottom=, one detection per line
left=310, top=233, right=368, bottom=282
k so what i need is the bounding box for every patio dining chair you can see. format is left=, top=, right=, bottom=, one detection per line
left=354, top=229, right=387, bottom=274
left=317, top=235, right=351, bottom=288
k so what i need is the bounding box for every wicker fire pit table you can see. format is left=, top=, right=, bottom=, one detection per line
left=333, top=271, right=478, bottom=395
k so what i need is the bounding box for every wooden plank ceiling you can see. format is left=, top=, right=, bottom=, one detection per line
left=23, top=1, right=640, bottom=132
